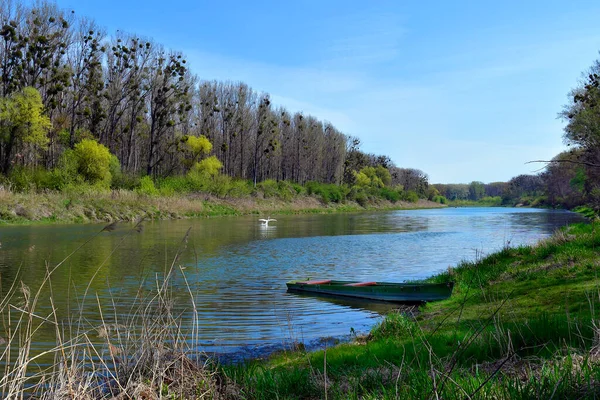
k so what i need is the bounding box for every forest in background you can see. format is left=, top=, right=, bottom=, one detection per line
left=0, top=0, right=434, bottom=206
left=0, top=0, right=599, bottom=213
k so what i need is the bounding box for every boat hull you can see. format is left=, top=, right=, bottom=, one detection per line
left=286, top=280, right=454, bottom=303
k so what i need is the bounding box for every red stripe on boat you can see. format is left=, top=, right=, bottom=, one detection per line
left=301, top=279, right=332, bottom=285
left=344, top=281, right=377, bottom=287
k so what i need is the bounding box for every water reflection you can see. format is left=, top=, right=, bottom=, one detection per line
left=0, top=207, right=587, bottom=362
left=258, top=224, right=277, bottom=239
left=286, top=291, right=403, bottom=314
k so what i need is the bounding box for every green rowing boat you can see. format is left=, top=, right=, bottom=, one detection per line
left=286, top=279, right=454, bottom=303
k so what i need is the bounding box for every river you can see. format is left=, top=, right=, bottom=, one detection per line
left=0, top=207, right=586, bottom=363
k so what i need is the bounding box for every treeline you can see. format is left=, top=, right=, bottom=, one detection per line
left=433, top=177, right=543, bottom=206
left=0, top=0, right=433, bottom=203
left=431, top=54, right=600, bottom=212
left=434, top=169, right=583, bottom=208
left=0, top=1, right=344, bottom=183
left=433, top=181, right=506, bottom=203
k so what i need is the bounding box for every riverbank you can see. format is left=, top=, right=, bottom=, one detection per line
left=221, top=221, right=600, bottom=399
left=0, top=187, right=444, bottom=225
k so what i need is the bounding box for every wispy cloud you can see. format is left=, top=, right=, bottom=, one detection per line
left=317, top=12, right=406, bottom=67
left=186, top=50, right=366, bottom=97
left=183, top=6, right=600, bottom=183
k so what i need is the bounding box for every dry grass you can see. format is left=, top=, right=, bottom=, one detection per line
left=0, top=186, right=445, bottom=225
left=0, top=222, right=230, bottom=399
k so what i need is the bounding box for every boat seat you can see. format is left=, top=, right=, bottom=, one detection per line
left=301, top=279, right=332, bottom=285
left=344, top=281, right=377, bottom=287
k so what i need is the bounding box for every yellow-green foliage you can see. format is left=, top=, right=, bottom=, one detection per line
left=189, top=156, right=223, bottom=177
left=353, top=170, right=371, bottom=187
left=0, top=87, right=51, bottom=147
left=137, top=175, right=159, bottom=196
left=227, top=179, right=254, bottom=198
left=353, top=166, right=391, bottom=188
left=57, top=127, right=94, bottom=147
left=375, top=165, right=391, bottom=186
left=109, top=154, right=121, bottom=182
left=257, top=179, right=279, bottom=198
left=184, top=135, right=212, bottom=155
left=181, top=135, right=213, bottom=170
left=71, top=139, right=115, bottom=185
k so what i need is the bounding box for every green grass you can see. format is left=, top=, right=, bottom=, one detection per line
left=224, top=222, right=600, bottom=399
left=447, top=196, right=503, bottom=207
left=198, top=201, right=239, bottom=216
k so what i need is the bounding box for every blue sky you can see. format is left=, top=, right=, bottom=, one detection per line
left=52, top=0, right=600, bottom=183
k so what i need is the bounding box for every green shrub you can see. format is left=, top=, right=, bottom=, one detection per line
left=61, top=182, right=110, bottom=196
left=45, top=168, right=75, bottom=190
left=51, top=151, right=81, bottom=189
left=402, top=190, right=419, bottom=203
left=432, top=195, right=447, bottom=204
left=110, top=173, right=140, bottom=191
left=276, top=180, right=296, bottom=201
left=325, top=185, right=344, bottom=203
left=291, top=182, right=306, bottom=195
left=347, top=186, right=369, bottom=207
left=207, top=174, right=232, bottom=198
left=157, top=172, right=233, bottom=197
left=7, top=166, right=56, bottom=191
left=529, top=196, right=547, bottom=208
left=108, top=155, right=121, bottom=185
left=48, top=139, right=117, bottom=190
left=137, top=176, right=159, bottom=196
left=305, top=181, right=344, bottom=204
left=305, top=181, right=318, bottom=196
left=227, top=179, right=254, bottom=198
left=6, top=166, right=82, bottom=192
left=356, top=193, right=368, bottom=207
left=8, top=166, right=36, bottom=192
left=70, top=139, right=115, bottom=186
left=379, top=187, right=401, bottom=202
left=156, top=176, right=189, bottom=196
left=189, top=156, right=223, bottom=177
left=257, top=179, right=279, bottom=198
left=186, top=172, right=208, bottom=192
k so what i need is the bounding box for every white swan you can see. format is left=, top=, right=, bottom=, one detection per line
left=258, top=216, right=277, bottom=226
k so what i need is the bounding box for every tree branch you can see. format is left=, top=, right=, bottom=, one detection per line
left=526, top=159, right=600, bottom=168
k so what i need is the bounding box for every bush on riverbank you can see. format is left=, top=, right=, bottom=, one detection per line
left=447, top=195, right=503, bottom=207
left=0, top=176, right=444, bottom=225
left=0, top=160, right=436, bottom=218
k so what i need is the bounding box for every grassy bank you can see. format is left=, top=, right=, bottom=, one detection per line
left=223, top=221, right=600, bottom=399
left=0, top=186, right=444, bottom=225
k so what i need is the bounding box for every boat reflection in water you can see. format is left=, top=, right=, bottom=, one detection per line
left=285, top=290, right=410, bottom=315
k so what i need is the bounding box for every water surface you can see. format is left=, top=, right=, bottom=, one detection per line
left=0, top=207, right=586, bottom=361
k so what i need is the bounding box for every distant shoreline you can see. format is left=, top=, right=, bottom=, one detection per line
left=0, top=189, right=445, bottom=226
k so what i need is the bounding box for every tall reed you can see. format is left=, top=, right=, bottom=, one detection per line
left=0, top=221, right=223, bottom=399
